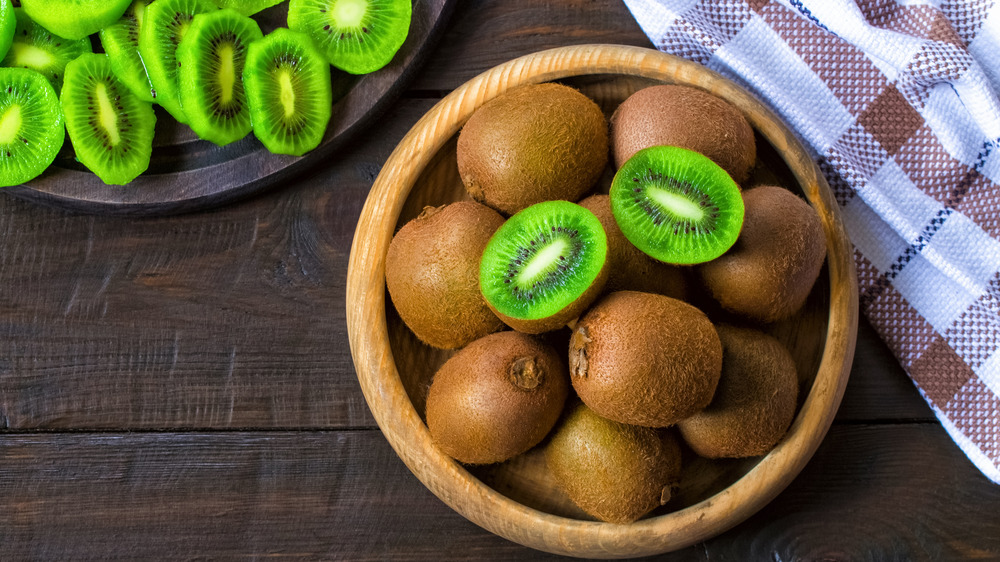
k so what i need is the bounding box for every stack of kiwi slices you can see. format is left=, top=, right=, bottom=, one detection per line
left=385, top=81, right=830, bottom=524
left=0, top=0, right=412, bottom=187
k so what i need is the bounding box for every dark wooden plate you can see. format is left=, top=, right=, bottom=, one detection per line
left=5, top=0, right=456, bottom=216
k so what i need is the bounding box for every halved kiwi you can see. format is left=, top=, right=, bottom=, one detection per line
left=0, top=67, right=65, bottom=186
left=610, top=145, right=744, bottom=265
left=0, top=1, right=16, bottom=62
left=287, top=0, right=411, bottom=74
left=20, top=0, right=131, bottom=40
left=479, top=200, right=608, bottom=334
left=176, top=9, right=263, bottom=146
left=1, top=8, right=93, bottom=92
left=243, top=28, right=333, bottom=156
left=214, top=0, right=284, bottom=16
left=100, top=0, right=155, bottom=103
left=61, top=52, right=156, bottom=185
left=138, top=0, right=218, bottom=124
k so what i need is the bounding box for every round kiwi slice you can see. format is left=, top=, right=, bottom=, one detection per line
left=0, top=1, right=16, bottom=63
left=479, top=200, right=608, bottom=334
left=176, top=9, right=263, bottom=146
left=243, top=28, right=333, bottom=156
left=287, top=0, right=412, bottom=75
left=0, top=67, right=65, bottom=187
left=100, top=0, right=156, bottom=103
left=138, top=0, right=218, bottom=124
left=545, top=403, right=682, bottom=524
left=20, top=0, right=132, bottom=40
left=1, top=8, right=93, bottom=92
left=677, top=325, right=799, bottom=458
left=610, top=145, right=745, bottom=265
left=425, top=331, right=569, bottom=465
left=61, top=53, right=156, bottom=185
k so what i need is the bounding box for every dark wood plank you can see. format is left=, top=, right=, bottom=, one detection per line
left=1, top=424, right=997, bottom=560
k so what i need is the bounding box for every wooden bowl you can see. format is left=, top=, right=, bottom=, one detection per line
left=346, top=44, right=858, bottom=558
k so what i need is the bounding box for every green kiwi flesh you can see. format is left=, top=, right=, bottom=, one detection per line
left=0, top=67, right=64, bottom=186
left=2, top=8, right=93, bottom=92
left=545, top=403, right=682, bottom=524
left=425, top=331, right=569, bottom=465
left=62, top=53, right=156, bottom=185
left=677, top=325, right=799, bottom=458
left=610, top=145, right=744, bottom=265
left=177, top=9, right=262, bottom=146
left=480, top=200, right=608, bottom=334
left=287, top=0, right=411, bottom=75
left=569, top=290, right=722, bottom=427
left=243, top=27, right=333, bottom=156
left=138, top=0, right=218, bottom=124
left=20, top=0, right=131, bottom=40
left=214, top=0, right=284, bottom=16
left=385, top=201, right=506, bottom=350
left=0, top=1, right=15, bottom=63
left=100, top=0, right=156, bottom=103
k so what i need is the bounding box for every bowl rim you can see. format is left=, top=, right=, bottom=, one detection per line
left=346, top=44, right=859, bottom=558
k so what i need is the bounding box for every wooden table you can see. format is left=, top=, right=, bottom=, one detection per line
left=2, top=1, right=999, bottom=559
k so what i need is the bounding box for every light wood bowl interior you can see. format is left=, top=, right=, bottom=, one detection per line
left=346, top=45, right=858, bottom=558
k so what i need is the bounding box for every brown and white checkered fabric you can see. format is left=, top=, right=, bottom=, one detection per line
left=625, top=0, right=1000, bottom=483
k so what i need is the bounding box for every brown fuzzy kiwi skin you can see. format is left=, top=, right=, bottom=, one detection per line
left=385, top=201, right=506, bottom=349
left=610, top=84, right=756, bottom=185
left=678, top=325, right=799, bottom=458
left=578, top=194, right=688, bottom=300
left=569, top=291, right=722, bottom=427
left=457, top=83, right=609, bottom=215
left=425, top=331, right=569, bottom=465
left=698, top=184, right=827, bottom=323
left=545, top=403, right=682, bottom=524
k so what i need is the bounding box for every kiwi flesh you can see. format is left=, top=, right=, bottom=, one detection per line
left=479, top=200, right=608, bottom=334
left=611, top=84, right=756, bottom=185
left=699, top=184, right=827, bottom=323
left=678, top=325, right=799, bottom=458
left=425, top=331, right=569, bottom=465
left=569, top=290, right=722, bottom=427
left=457, top=83, right=608, bottom=216
left=578, top=194, right=688, bottom=299
left=61, top=52, right=157, bottom=185
left=100, top=0, right=156, bottom=103
left=545, top=403, right=682, bottom=524
left=0, top=1, right=15, bottom=62
left=0, top=67, right=65, bottom=187
left=214, top=0, right=284, bottom=16
left=1, top=8, right=93, bottom=92
left=610, top=145, right=744, bottom=265
left=20, top=0, right=131, bottom=40
left=288, top=0, right=412, bottom=75
left=243, top=27, right=333, bottom=156
left=386, top=201, right=506, bottom=350
left=177, top=9, right=263, bottom=146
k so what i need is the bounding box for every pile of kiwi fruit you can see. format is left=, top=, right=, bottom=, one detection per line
left=384, top=81, right=829, bottom=524
left=0, top=0, right=411, bottom=186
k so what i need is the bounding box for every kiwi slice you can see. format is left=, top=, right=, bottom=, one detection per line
left=20, top=0, right=132, bottom=40
left=138, top=0, right=218, bottom=124
left=243, top=28, right=333, bottom=156
left=479, top=200, right=608, bottom=334
left=0, top=1, right=16, bottom=62
left=610, top=145, right=745, bottom=265
left=61, top=52, right=156, bottom=185
left=1, top=8, right=93, bottom=92
left=214, top=0, right=284, bottom=16
left=176, top=9, right=262, bottom=146
left=99, top=0, right=155, bottom=103
left=0, top=67, right=64, bottom=187
left=287, top=0, right=412, bottom=74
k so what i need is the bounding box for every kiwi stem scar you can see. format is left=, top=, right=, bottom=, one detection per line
left=647, top=185, right=704, bottom=221
left=0, top=104, right=21, bottom=145
left=95, top=83, right=121, bottom=146
left=278, top=69, right=296, bottom=119
left=518, top=238, right=569, bottom=285
left=217, top=45, right=236, bottom=105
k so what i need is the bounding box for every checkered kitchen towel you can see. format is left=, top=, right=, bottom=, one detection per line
left=623, top=0, right=1000, bottom=484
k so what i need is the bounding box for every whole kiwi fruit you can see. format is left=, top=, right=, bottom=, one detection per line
left=569, top=291, right=722, bottom=427
left=678, top=325, right=799, bottom=458
left=611, top=84, right=756, bottom=185
left=425, top=331, right=569, bottom=465
left=578, top=194, right=687, bottom=299
left=457, top=82, right=609, bottom=215
left=699, top=184, right=827, bottom=323
left=385, top=201, right=505, bottom=349
left=546, top=403, right=682, bottom=524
